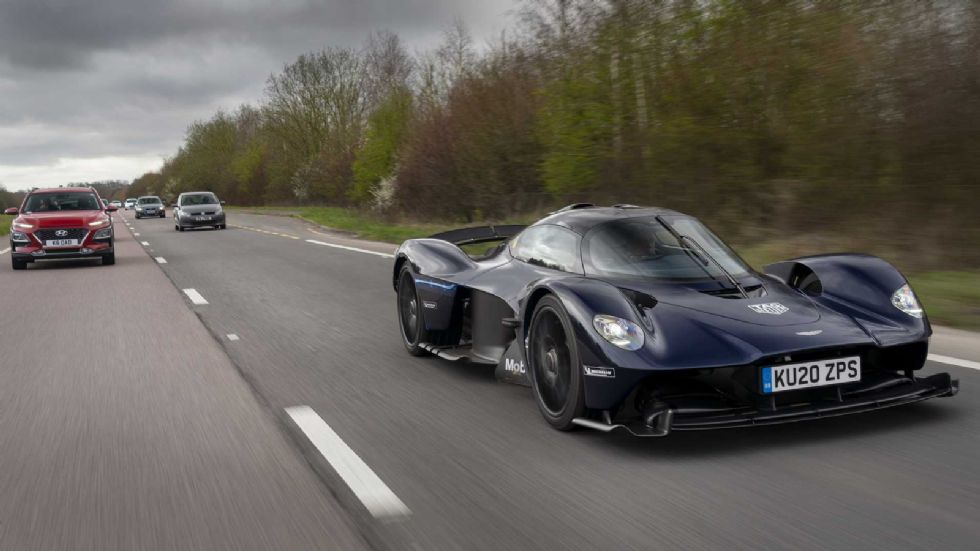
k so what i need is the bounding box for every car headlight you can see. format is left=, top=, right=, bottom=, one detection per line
left=93, top=227, right=112, bottom=240
left=593, top=314, right=644, bottom=351
left=13, top=221, right=33, bottom=230
left=11, top=230, right=30, bottom=243
left=891, top=284, right=923, bottom=318
left=135, top=206, right=143, bottom=211
left=89, top=218, right=109, bottom=227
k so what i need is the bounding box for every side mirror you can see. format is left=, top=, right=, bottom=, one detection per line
left=106, top=206, right=118, bottom=212
left=172, top=204, right=179, bottom=209
left=220, top=200, right=226, bottom=205
left=3, top=207, right=17, bottom=215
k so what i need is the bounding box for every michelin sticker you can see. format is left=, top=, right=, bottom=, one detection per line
left=584, top=366, right=615, bottom=378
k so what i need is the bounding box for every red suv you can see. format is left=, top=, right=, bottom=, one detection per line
left=4, top=187, right=116, bottom=270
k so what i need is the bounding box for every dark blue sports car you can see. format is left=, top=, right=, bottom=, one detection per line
left=393, top=204, right=958, bottom=436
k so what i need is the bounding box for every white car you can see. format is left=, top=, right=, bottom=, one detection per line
left=124, top=198, right=137, bottom=210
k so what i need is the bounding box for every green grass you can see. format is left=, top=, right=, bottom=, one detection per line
left=0, top=217, right=10, bottom=237
left=908, top=272, right=980, bottom=330
left=231, top=206, right=466, bottom=243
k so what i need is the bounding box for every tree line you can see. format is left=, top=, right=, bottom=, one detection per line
left=127, top=1, right=980, bottom=267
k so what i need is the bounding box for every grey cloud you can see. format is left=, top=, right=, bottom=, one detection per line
left=0, top=0, right=515, bottom=189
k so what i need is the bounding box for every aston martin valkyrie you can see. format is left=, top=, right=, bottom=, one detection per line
left=392, top=204, right=958, bottom=436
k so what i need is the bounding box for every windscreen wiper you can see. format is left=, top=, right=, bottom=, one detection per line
left=679, top=235, right=748, bottom=298
left=655, top=216, right=748, bottom=298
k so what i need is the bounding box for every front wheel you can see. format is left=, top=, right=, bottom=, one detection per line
left=11, top=257, right=26, bottom=270
left=397, top=266, right=432, bottom=356
left=101, top=252, right=115, bottom=266
left=528, top=295, right=586, bottom=430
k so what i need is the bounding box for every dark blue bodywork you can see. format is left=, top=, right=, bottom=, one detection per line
left=393, top=206, right=956, bottom=435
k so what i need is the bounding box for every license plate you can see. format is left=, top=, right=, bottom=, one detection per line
left=196, top=216, right=212, bottom=221
left=761, top=356, right=861, bottom=394
left=45, top=239, right=79, bottom=247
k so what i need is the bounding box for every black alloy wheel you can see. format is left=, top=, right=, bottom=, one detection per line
left=528, top=295, right=586, bottom=430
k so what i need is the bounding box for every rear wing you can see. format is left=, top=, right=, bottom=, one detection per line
left=428, top=225, right=526, bottom=246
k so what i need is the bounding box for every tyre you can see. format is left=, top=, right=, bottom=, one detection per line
left=527, top=295, right=586, bottom=430
left=396, top=266, right=432, bottom=356
left=11, top=257, right=27, bottom=270
left=102, top=252, right=115, bottom=266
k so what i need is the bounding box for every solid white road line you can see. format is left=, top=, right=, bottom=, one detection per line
left=182, top=288, right=209, bottom=305
left=928, top=354, right=980, bottom=371
left=0, top=247, right=9, bottom=255
left=227, top=334, right=240, bottom=341
left=305, top=239, right=394, bottom=259
left=285, top=405, right=410, bottom=520
left=155, top=257, right=167, bottom=264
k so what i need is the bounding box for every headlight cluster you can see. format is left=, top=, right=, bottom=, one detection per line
left=93, top=227, right=113, bottom=240
left=891, top=284, right=923, bottom=318
left=89, top=217, right=110, bottom=227
left=11, top=231, right=30, bottom=243
left=593, top=315, right=644, bottom=351
left=13, top=221, right=33, bottom=230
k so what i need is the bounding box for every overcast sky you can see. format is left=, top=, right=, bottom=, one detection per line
left=0, top=0, right=517, bottom=191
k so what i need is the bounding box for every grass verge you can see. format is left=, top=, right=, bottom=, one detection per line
left=230, top=206, right=456, bottom=244
left=0, top=217, right=10, bottom=237
left=232, top=206, right=979, bottom=330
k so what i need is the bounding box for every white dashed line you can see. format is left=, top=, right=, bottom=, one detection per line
left=155, top=257, right=167, bottom=264
left=305, top=239, right=394, bottom=258
left=227, top=334, right=240, bottom=341
left=134, top=233, right=141, bottom=236
left=141, top=241, right=149, bottom=246
left=929, top=354, right=980, bottom=371
left=285, top=405, right=410, bottom=520
left=182, top=288, right=209, bottom=305
left=0, top=247, right=9, bottom=256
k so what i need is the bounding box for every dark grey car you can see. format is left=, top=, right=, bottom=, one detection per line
left=173, top=191, right=226, bottom=231
left=135, top=196, right=165, bottom=218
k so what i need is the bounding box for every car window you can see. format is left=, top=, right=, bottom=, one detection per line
left=23, top=192, right=101, bottom=213
left=509, top=225, right=582, bottom=273
left=179, top=193, right=218, bottom=206
left=583, top=215, right=751, bottom=281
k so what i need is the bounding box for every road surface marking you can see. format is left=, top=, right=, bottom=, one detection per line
left=285, top=405, right=410, bottom=520
left=305, top=239, right=395, bottom=259
left=182, top=288, right=209, bottom=305
left=141, top=241, right=150, bottom=246
left=134, top=232, right=141, bottom=236
left=155, top=257, right=167, bottom=264
left=928, top=354, right=980, bottom=371
left=0, top=247, right=9, bottom=255
left=227, top=334, right=240, bottom=341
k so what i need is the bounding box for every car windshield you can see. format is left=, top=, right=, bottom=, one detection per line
left=180, top=193, right=218, bottom=206
left=138, top=197, right=162, bottom=205
left=23, top=192, right=102, bottom=213
left=583, top=215, right=752, bottom=281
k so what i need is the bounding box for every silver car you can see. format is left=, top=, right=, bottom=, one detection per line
left=173, top=191, right=226, bottom=231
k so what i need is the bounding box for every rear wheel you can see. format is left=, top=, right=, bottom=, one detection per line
left=397, top=266, right=431, bottom=356
left=528, top=295, right=586, bottom=430
left=11, top=257, right=26, bottom=270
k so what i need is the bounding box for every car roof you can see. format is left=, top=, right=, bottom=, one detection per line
left=29, top=187, right=97, bottom=194
left=532, top=205, right=686, bottom=234
left=179, top=191, right=216, bottom=195
left=138, top=195, right=161, bottom=199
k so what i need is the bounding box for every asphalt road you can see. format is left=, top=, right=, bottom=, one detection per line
left=0, top=215, right=367, bottom=551
left=2, top=209, right=978, bottom=550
